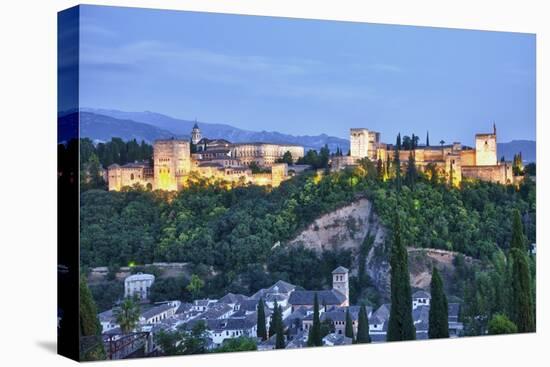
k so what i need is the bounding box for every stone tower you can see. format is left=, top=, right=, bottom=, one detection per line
left=332, top=266, right=349, bottom=306
left=153, top=139, right=191, bottom=191
left=350, top=128, right=370, bottom=159
left=475, top=124, right=497, bottom=166
left=191, top=122, right=202, bottom=145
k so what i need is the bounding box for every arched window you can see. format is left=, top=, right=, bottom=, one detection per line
left=130, top=173, right=134, bottom=180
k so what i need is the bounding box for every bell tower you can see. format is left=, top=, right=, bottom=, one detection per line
left=191, top=121, right=202, bottom=145
left=332, top=266, right=349, bottom=306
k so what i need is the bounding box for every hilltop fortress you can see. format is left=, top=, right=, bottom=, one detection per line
left=107, top=124, right=305, bottom=191
left=333, top=123, right=515, bottom=185
left=107, top=122, right=518, bottom=192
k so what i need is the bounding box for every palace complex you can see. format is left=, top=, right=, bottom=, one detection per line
left=332, top=123, right=517, bottom=185
left=107, top=124, right=304, bottom=191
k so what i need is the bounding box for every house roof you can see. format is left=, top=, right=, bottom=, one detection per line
left=268, top=280, right=296, bottom=294
left=141, top=304, right=173, bottom=320
left=125, top=273, right=155, bottom=282
left=194, top=299, right=216, bottom=307
left=98, top=309, right=115, bottom=322
left=176, top=302, right=193, bottom=314
left=412, top=290, right=431, bottom=299
left=199, top=303, right=233, bottom=320
left=332, top=266, right=349, bottom=274
left=250, top=280, right=296, bottom=300
left=323, top=333, right=353, bottom=345
left=286, top=330, right=309, bottom=349
left=283, top=308, right=308, bottom=328
left=372, top=304, right=391, bottom=322
left=218, top=293, right=249, bottom=304
left=288, top=289, right=346, bottom=306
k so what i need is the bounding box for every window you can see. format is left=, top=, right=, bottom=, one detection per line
left=130, top=173, right=134, bottom=180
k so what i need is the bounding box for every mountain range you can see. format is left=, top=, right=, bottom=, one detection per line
left=80, top=108, right=349, bottom=152
left=67, top=108, right=535, bottom=162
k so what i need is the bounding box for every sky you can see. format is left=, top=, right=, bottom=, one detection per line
left=77, top=5, right=536, bottom=144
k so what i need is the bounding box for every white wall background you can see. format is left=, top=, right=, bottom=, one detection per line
left=0, top=0, right=547, bottom=366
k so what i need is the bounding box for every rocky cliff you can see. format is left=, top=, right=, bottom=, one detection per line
left=287, top=198, right=475, bottom=300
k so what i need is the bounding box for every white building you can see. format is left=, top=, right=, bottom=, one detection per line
left=98, top=309, right=119, bottom=334
left=412, top=290, right=431, bottom=310
left=350, top=128, right=380, bottom=160
left=124, top=273, right=155, bottom=300
left=139, top=302, right=179, bottom=325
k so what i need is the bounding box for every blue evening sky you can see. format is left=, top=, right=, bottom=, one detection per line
left=79, top=5, right=536, bottom=144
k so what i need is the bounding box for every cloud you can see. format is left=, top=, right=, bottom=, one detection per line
left=80, top=39, right=377, bottom=102
left=369, top=63, right=404, bottom=73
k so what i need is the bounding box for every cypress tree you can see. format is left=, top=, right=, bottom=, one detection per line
left=426, top=131, right=430, bottom=147
left=80, top=277, right=102, bottom=336
left=356, top=305, right=371, bottom=343
left=510, top=210, right=525, bottom=252
left=377, top=158, right=384, bottom=180
left=257, top=298, right=268, bottom=341
left=509, top=210, right=534, bottom=332
left=428, top=267, right=449, bottom=339
left=268, top=299, right=279, bottom=338
left=510, top=248, right=535, bottom=332
left=345, top=308, right=355, bottom=341
left=307, top=293, right=322, bottom=346
left=387, top=212, right=415, bottom=341
left=275, top=305, right=286, bottom=349
left=79, top=277, right=106, bottom=361
left=406, top=151, right=417, bottom=189
left=394, top=134, right=402, bottom=191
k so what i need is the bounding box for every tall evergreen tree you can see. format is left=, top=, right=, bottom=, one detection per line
left=268, top=299, right=279, bottom=338
left=509, top=210, right=534, bottom=332
left=356, top=305, right=371, bottom=343
left=428, top=267, right=449, bottom=339
left=79, top=278, right=106, bottom=361
left=80, top=278, right=101, bottom=336
left=406, top=151, right=417, bottom=189
left=426, top=131, right=430, bottom=147
left=275, top=305, right=286, bottom=349
left=387, top=212, right=415, bottom=341
left=345, top=308, right=355, bottom=341
left=377, top=158, right=384, bottom=180
left=411, top=133, right=419, bottom=149
left=394, top=134, right=402, bottom=191
left=307, top=293, right=323, bottom=346
left=256, top=298, right=268, bottom=341
left=510, top=210, right=525, bottom=252
left=510, top=248, right=535, bottom=332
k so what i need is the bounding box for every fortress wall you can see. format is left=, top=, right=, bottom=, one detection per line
left=420, top=149, right=445, bottom=162
left=108, top=166, right=153, bottom=191
left=460, top=150, right=476, bottom=166
left=462, top=164, right=512, bottom=184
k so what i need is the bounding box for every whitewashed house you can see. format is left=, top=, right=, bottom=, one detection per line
left=124, top=273, right=155, bottom=300
left=412, top=290, right=431, bottom=309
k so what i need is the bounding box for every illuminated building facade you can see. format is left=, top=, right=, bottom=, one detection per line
left=107, top=124, right=303, bottom=191
left=334, top=124, right=515, bottom=185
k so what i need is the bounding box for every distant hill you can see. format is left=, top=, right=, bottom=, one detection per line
left=498, top=140, right=536, bottom=163
left=72, top=109, right=535, bottom=163
left=78, top=111, right=180, bottom=143
left=81, top=108, right=350, bottom=152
